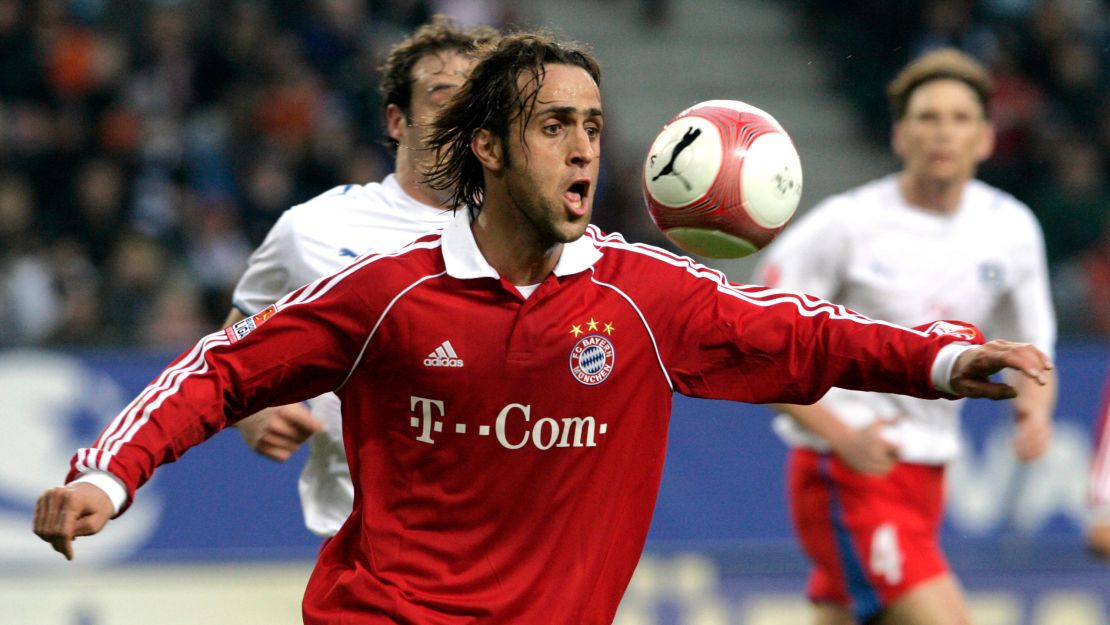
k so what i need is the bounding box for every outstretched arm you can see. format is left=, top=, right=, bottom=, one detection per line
left=33, top=273, right=373, bottom=559
left=769, top=340, right=1052, bottom=477
left=224, top=308, right=325, bottom=462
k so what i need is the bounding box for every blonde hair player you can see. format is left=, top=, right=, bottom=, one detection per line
left=755, top=48, right=1057, bottom=625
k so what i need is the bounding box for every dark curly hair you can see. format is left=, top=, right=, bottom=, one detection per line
left=424, top=31, right=601, bottom=216
left=377, top=16, right=500, bottom=155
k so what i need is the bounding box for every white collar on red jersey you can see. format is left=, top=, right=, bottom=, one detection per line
left=440, top=208, right=602, bottom=280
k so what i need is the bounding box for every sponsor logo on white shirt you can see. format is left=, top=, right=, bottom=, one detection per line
left=424, top=340, right=464, bottom=368
left=978, top=261, right=1005, bottom=288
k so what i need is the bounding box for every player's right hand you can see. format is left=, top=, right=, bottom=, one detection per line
left=949, top=340, right=1052, bottom=399
left=833, top=420, right=899, bottom=476
left=33, top=483, right=114, bottom=560
left=236, top=403, right=324, bottom=462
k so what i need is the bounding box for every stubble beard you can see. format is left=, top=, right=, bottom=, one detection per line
left=504, top=165, right=587, bottom=249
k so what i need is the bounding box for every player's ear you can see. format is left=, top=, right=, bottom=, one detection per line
left=472, top=129, right=504, bottom=172
left=975, top=122, right=996, bottom=163
left=386, top=104, right=408, bottom=145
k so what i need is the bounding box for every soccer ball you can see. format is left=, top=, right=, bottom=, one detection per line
left=642, top=100, right=803, bottom=258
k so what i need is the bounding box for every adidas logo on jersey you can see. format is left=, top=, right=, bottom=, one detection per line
left=424, top=340, right=464, bottom=367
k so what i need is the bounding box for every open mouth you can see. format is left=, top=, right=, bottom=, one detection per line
left=565, top=179, right=591, bottom=210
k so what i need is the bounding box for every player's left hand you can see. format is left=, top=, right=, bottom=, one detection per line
left=833, top=419, right=900, bottom=476
left=949, top=340, right=1052, bottom=399
left=33, top=483, right=114, bottom=560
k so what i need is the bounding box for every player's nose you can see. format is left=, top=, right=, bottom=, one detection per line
left=568, top=127, right=596, bottom=166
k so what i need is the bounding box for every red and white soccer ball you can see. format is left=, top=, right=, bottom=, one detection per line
left=642, top=100, right=803, bottom=258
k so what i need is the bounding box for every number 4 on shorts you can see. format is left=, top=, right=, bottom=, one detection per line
left=870, top=523, right=904, bottom=585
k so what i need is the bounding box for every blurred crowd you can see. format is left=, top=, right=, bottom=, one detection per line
left=1, top=0, right=1109, bottom=348
left=802, top=0, right=1110, bottom=336
left=0, top=0, right=516, bottom=347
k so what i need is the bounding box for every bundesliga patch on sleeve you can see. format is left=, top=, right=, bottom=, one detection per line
left=922, top=320, right=981, bottom=343
left=226, top=305, right=277, bottom=343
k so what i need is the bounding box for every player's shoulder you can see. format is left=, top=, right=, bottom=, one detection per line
left=965, top=179, right=1033, bottom=214
left=768, top=177, right=892, bottom=248
left=964, top=179, right=1041, bottom=231
left=821, top=175, right=896, bottom=215
left=585, top=226, right=670, bottom=266
left=330, top=231, right=447, bottom=294
left=790, top=176, right=895, bottom=233
left=586, top=226, right=729, bottom=285
left=282, top=177, right=452, bottom=240
left=284, top=180, right=395, bottom=221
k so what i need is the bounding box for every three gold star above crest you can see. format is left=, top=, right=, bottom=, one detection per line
left=570, top=318, right=615, bottom=336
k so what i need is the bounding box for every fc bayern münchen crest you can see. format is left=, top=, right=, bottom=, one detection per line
left=569, top=334, right=616, bottom=386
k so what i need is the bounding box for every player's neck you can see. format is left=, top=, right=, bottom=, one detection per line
left=470, top=196, right=563, bottom=286
left=394, top=161, right=452, bottom=209
left=898, top=173, right=967, bottom=215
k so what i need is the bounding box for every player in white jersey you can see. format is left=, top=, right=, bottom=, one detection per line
left=227, top=17, right=498, bottom=536
left=754, top=48, right=1058, bottom=625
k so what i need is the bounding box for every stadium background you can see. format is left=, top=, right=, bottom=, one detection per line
left=2, top=0, right=1109, bottom=623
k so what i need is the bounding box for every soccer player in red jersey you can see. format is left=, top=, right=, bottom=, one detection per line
left=35, top=33, right=1053, bottom=625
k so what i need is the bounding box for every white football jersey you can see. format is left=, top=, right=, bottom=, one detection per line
left=754, top=175, right=1056, bottom=464
left=232, top=174, right=454, bottom=536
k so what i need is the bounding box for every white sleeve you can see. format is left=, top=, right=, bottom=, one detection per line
left=988, top=209, right=1057, bottom=358
left=232, top=212, right=298, bottom=316
left=70, top=470, right=128, bottom=515
left=753, top=197, right=850, bottom=300
left=931, top=343, right=977, bottom=394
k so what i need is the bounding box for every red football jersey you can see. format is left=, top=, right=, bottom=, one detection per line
left=69, top=215, right=975, bottom=625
